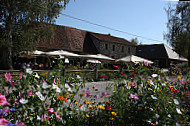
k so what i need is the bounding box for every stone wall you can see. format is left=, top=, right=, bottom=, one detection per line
left=99, top=41, right=136, bottom=59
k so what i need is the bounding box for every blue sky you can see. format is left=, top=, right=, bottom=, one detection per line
left=56, top=0, right=178, bottom=46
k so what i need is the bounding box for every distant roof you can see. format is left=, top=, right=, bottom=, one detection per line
left=90, top=32, right=135, bottom=46
left=38, top=24, right=134, bottom=52
left=136, top=44, right=188, bottom=61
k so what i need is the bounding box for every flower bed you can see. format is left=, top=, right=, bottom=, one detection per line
left=0, top=62, right=189, bottom=126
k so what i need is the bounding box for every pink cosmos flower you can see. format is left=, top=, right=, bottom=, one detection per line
left=120, top=72, right=125, bottom=76
left=14, top=99, right=19, bottom=104
left=186, top=92, right=190, bottom=98
left=0, top=118, right=9, bottom=125
left=48, top=108, right=54, bottom=114
left=5, top=73, right=12, bottom=81
left=27, top=90, right=33, bottom=95
left=144, top=61, right=149, bottom=66
left=9, top=79, right=18, bottom=86
left=93, top=85, right=98, bottom=89
left=113, top=65, right=120, bottom=69
left=54, top=78, right=60, bottom=84
left=0, top=94, right=9, bottom=106
left=41, top=114, right=51, bottom=122
left=130, top=94, right=139, bottom=100
left=16, top=122, right=25, bottom=126
left=19, top=92, right=24, bottom=99
left=55, top=112, right=62, bottom=120
left=131, top=75, right=137, bottom=79
left=19, top=72, right=24, bottom=79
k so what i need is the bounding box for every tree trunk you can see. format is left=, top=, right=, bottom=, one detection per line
left=188, top=45, right=190, bottom=67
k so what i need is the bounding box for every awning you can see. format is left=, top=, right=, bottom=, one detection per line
left=116, top=55, right=153, bottom=64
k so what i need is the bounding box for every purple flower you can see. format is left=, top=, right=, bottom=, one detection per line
left=130, top=94, right=139, bottom=100
left=94, top=95, right=98, bottom=99
left=85, top=89, right=91, bottom=97
left=10, top=108, right=16, bottom=111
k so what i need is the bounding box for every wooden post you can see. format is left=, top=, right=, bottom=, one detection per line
left=95, top=64, right=98, bottom=80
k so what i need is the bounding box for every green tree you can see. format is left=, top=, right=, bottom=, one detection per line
left=0, top=0, right=70, bottom=69
left=131, top=37, right=142, bottom=45
left=165, top=2, right=190, bottom=60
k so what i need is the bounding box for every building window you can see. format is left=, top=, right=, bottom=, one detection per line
left=128, top=47, right=130, bottom=53
left=105, top=43, right=108, bottom=50
left=112, top=45, right=115, bottom=51
left=121, top=46, right=124, bottom=52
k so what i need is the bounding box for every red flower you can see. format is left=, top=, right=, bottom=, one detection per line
left=113, top=65, right=120, bottom=69
left=107, top=106, right=114, bottom=111
left=100, top=75, right=107, bottom=78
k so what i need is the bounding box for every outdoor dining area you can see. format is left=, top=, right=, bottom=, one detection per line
left=16, top=50, right=153, bottom=71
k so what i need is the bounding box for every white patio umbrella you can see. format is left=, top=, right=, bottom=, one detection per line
left=81, top=54, right=115, bottom=61
left=45, top=50, right=80, bottom=57
left=19, top=50, right=46, bottom=58
left=116, top=55, right=153, bottom=64
left=87, top=59, right=101, bottom=64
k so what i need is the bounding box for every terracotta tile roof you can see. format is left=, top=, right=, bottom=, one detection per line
left=38, top=24, right=134, bottom=52
left=38, top=25, right=86, bottom=52
left=90, top=32, right=135, bottom=46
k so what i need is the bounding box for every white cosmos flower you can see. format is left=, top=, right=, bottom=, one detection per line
left=155, top=114, right=160, bottom=118
left=52, top=84, right=61, bottom=93
left=168, top=114, right=171, bottom=118
left=42, top=81, right=51, bottom=89
left=36, top=91, right=45, bottom=101
left=80, top=105, right=87, bottom=111
left=37, top=115, right=41, bottom=120
left=19, top=99, right=28, bottom=104
left=34, top=72, right=40, bottom=79
left=176, top=108, right=182, bottom=115
left=151, top=95, right=158, bottom=100
left=152, top=74, right=158, bottom=78
left=65, top=83, right=72, bottom=92
left=174, top=99, right=179, bottom=105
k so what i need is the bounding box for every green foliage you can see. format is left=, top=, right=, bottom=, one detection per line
left=0, top=63, right=189, bottom=125
left=165, top=2, right=190, bottom=58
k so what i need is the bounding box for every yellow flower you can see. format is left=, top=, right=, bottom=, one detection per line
left=181, top=108, right=184, bottom=112
left=113, top=91, right=117, bottom=93
left=151, top=123, right=155, bottom=126
left=26, top=116, right=30, bottom=120
left=111, top=112, right=117, bottom=116
left=177, top=76, right=182, bottom=79
left=86, top=114, right=90, bottom=118
left=109, top=118, right=114, bottom=120
left=148, top=88, right=153, bottom=91
left=75, top=102, right=78, bottom=105
left=86, top=101, right=91, bottom=105
left=88, top=105, right=93, bottom=110
left=98, top=105, right=105, bottom=110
